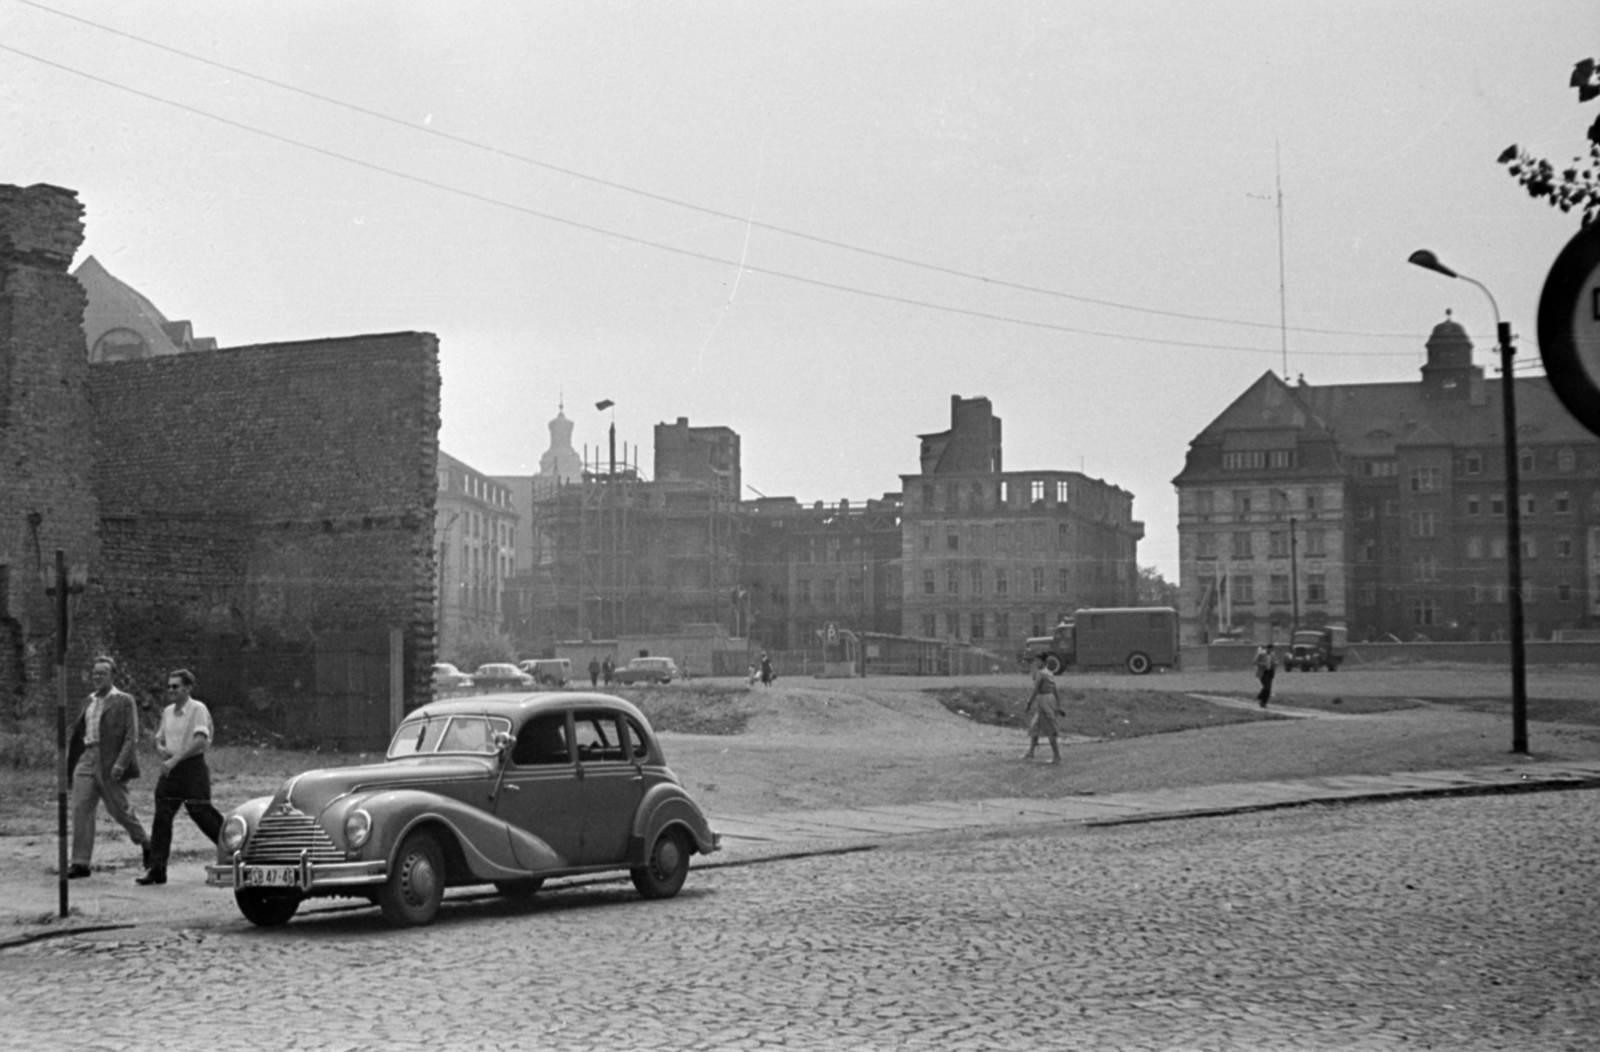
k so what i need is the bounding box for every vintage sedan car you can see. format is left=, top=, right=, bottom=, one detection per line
left=432, top=662, right=473, bottom=690
left=205, top=693, right=720, bottom=928
left=612, top=656, right=679, bottom=685
left=471, top=662, right=535, bottom=690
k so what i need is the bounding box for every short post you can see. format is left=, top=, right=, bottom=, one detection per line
left=52, top=549, right=70, bottom=919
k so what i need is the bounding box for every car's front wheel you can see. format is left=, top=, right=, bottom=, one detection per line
left=631, top=826, right=689, bottom=900
left=1125, top=651, right=1152, bottom=675
left=235, top=888, right=301, bottom=927
left=378, top=830, right=446, bottom=927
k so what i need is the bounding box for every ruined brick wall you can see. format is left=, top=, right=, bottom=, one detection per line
left=87, top=333, right=440, bottom=717
left=0, top=184, right=99, bottom=717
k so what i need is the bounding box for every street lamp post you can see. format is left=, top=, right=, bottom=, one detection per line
left=1288, top=513, right=1299, bottom=638
left=1407, top=250, right=1528, bottom=754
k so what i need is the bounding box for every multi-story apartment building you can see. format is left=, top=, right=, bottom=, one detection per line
left=899, top=396, right=1145, bottom=651
left=1174, top=316, right=1600, bottom=645
left=435, top=452, right=519, bottom=660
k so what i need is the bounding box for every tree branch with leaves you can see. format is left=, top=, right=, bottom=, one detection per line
left=1498, top=58, right=1600, bottom=227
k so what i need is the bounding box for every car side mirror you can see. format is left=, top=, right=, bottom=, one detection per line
left=494, top=731, right=514, bottom=755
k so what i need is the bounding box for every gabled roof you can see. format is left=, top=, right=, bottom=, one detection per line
left=1192, top=371, right=1337, bottom=441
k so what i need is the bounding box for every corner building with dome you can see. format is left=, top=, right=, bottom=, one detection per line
left=1172, top=316, right=1600, bottom=647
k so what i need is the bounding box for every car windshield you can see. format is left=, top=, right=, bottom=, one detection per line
left=388, top=714, right=512, bottom=759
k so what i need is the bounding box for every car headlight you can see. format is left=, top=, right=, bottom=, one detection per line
left=344, top=809, right=373, bottom=850
left=221, top=815, right=248, bottom=854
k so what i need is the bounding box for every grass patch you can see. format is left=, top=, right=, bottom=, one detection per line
left=928, top=686, right=1278, bottom=739
left=1415, top=695, right=1600, bottom=726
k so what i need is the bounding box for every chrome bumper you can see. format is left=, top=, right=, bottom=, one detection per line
left=206, top=850, right=388, bottom=892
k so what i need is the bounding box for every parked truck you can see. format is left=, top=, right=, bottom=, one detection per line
left=1283, top=625, right=1348, bottom=672
left=1020, top=607, right=1179, bottom=676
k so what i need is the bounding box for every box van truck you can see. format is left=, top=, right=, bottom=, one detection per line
left=1020, top=607, right=1179, bottom=675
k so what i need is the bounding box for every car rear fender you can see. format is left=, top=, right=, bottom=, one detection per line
left=631, top=785, right=719, bottom=860
left=356, top=789, right=542, bottom=883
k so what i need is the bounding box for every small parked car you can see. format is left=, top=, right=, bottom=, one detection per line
left=432, top=662, right=473, bottom=690
left=471, top=662, right=535, bottom=690
left=205, top=693, right=720, bottom=927
left=612, top=656, right=679, bottom=685
left=519, top=658, right=570, bottom=687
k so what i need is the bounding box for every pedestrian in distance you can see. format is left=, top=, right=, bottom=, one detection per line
left=601, top=655, right=614, bottom=686
left=67, top=657, right=154, bottom=879
left=759, top=651, right=774, bottom=687
left=1254, top=642, right=1278, bottom=708
left=588, top=656, right=601, bottom=687
left=139, top=668, right=225, bottom=886
left=1022, top=655, right=1065, bottom=764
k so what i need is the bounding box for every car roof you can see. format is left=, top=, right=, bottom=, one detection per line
left=405, top=691, right=650, bottom=724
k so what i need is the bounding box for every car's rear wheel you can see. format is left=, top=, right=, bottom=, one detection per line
left=235, top=888, right=301, bottom=927
left=631, top=826, right=689, bottom=900
left=378, top=830, right=446, bottom=927
left=1125, top=651, right=1152, bottom=675
left=494, top=877, right=545, bottom=900
left=1044, top=654, right=1064, bottom=675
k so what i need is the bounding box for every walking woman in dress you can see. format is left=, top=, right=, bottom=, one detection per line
left=1023, top=655, right=1065, bottom=764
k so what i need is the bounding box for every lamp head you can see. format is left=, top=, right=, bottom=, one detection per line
left=1407, top=250, right=1458, bottom=279
left=595, top=399, right=615, bottom=411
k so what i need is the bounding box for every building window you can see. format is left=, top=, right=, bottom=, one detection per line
left=1058, top=568, right=1070, bottom=594
left=1270, top=575, right=1290, bottom=603
left=947, top=533, right=960, bottom=551
left=1383, top=499, right=1399, bottom=516
left=1555, top=492, right=1572, bottom=515
left=1410, top=467, right=1441, bottom=493
left=1412, top=556, right=1439, bottom=582
left=1196, top=491, right=1215, bottom=516
left=1306, top=574, right=1326, bottom=603
left=1465, top=495, right=1481, bottom=516
left=797, top=580, right=812, bottom=605
left=947, top=570, right=960, bottom=595
left=922, top=615, right=937, bottom=638
left=820, top=579, right=837, bottom=605
left=1490, top=496, right=1505, bottom=516
left=1524, top=581, right=1537, bottom=604
left=1031, top=614, right=1047, bottom=637
left=969, top=614, right=985, bottom=640
left=1558, top=447, right=1575, bottom=472
left=1031, top=479, right=1046, bottom=504
left=1268, top=449, right=1294, bottom=469
left=1197, top=533, right=1218, bottom=559
left=1056, top=480, right=1069, bottom=503
left=1359, top=539, right=1377, bottom=563
left=996, top=613, right=1010, bottom=639
left=1232, top=532, right=1253, bottom=559
left=1269, top=531, right=1289, bottom=558
left=1304, top=529, right=1326, bottom=558
left=1364, top=460, right=1398, bottom=478
left=1057, top=522, right=1069, bottom=550
left=1410, top=511, right=1438, bottom=537
left=1557, top=536, right=1573, bottom=558
left=1522, top=537, right=1538, bottom=559
left=1233, top=491, right=1253, bottom=515
left=1490, top=537, right=1506, bottom=559
left=1359, top=502, right=1377, bottom=522
left=922, top=570, right=935, bottom=595
left=1359, top=583, right=1378, bottom=606
left=1519, top=448, right=1535, bottom=473
left=1521, top=494, right=1537, bottom=516
left=970, top=482, right=985, bottom=508
left=1271, top=490, right=1291, bottom=513
left=1232, top=575, right=1254, bottom=603
left=995, top=569, right=1009, bottom=595
left=971, top=567, right=984, bottom=595
left=1465, top=536, right=1483, bottom=560
left=1463, top=453, right=1483, bottom=475
left=1032, top=568, right=1046, bottom=594
left=1223, top=451, right=1267, bottom=470
left=1305, top=490, right=1319, bottom=512
left=920, top=484, right=935, bottom=509
left=848, top=576, right=864, bottom=606
left=1558, top=584, right=1574, bottom=602
left=1412, top=599, right=1439, bottom=626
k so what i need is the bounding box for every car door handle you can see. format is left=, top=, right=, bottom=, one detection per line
left=504, top=783, right=521, bottom=792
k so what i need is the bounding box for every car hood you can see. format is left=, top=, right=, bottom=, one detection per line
left=276, top=755, right=497, bottom=816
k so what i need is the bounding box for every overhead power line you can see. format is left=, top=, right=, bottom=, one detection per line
left=14, top=0, right=1441, bottom=344
left=5, top=41, right=1455, bottom=358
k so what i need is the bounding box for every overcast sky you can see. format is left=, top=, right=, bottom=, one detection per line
left=4, top=1, right=1594, bottom=580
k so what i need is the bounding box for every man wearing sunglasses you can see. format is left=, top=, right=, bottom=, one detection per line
left=138, top=669, right=224, bottom=886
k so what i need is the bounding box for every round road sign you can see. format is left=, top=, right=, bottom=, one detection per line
left=1537, top=220, right=1600, bottom=437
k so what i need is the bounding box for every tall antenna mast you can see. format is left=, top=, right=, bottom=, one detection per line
left=1276, top=140, right=1289, bottom=377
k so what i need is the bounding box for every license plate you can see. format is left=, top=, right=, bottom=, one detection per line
left=242, top=865, right=300, bottom=889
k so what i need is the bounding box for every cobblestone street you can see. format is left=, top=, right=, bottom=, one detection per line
left=3, top=789, right=1596, bottom=1051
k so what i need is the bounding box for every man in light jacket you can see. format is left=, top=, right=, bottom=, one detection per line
left=67, top=657, right=153, bottom=878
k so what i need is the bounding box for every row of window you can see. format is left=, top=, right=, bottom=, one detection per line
left=918, top=478, right=1070, bottom=511
left=921, top=522, right=1078, bottom=553
left=1194, top=529, right=1330, bottom=560
left=1197, top=575, right=1328, bottom=604
left=1221, top=450, right=1296, bottom=471
left=1364, top=584, right=1583, bottom=621
left=1360, top=446, right=1588, bottom=482
left=1193, top=489, right=1326, bottom=515
left=792, top=579, right=868, bottom=606
left=917, top=612, right=1064, bottom=641
left=920, top=566, right=1076, bottom=596
left=438, top=468, right=513, bottom=509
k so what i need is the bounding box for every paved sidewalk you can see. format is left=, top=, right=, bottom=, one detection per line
left=6, top=756, right=1599, bottom=946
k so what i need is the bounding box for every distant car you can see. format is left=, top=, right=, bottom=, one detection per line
left=612, top=656, right=678, bottom=685
left=472, top=663, right=535, bottom=690
left=205, top=693, right=720, bottom=927
left=433, top=663, right=473, bottom=690
left=519, top=658, right=571, bottom=687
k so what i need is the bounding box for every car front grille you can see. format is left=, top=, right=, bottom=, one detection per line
left=243, top=807, right=345, bottom=865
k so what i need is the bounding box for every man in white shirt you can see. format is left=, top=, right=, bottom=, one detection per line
left=138, top=668, right=224, bottom=886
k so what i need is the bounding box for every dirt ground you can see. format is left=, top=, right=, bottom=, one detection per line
left=4, top=665, right=1597, bottom=878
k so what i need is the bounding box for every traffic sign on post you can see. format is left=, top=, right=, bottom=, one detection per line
left=825, top=622, right=838, bottom=644
left=1538, top=221, right=1600, bottom=438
